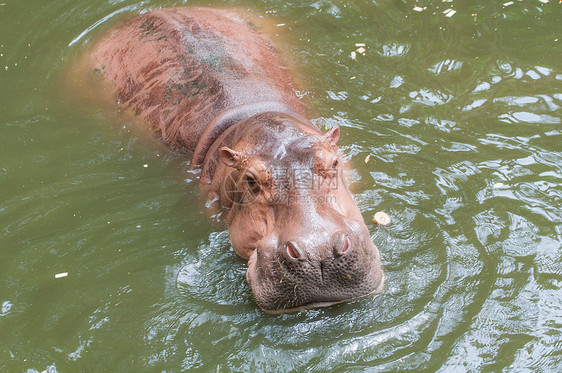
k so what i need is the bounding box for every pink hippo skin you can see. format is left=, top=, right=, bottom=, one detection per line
left=81, top=7, right=383, bottom=313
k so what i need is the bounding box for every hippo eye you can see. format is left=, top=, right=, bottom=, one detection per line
left=245, top=173, right=259, bottom=192
left=246, top=174, right=256, bottom=186
left=332, top=159, right=339, bottom=169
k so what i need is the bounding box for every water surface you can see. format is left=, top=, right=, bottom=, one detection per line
left=1, top=0, right=560, bottom=371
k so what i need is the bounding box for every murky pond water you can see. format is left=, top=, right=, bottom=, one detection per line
left=1, top=0, right=561, bottom=371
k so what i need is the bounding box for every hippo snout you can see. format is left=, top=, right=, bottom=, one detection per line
left=246, top=228, right=384, bottom=313
left=283, top=232, right=349, bottom=261
left=282, top=232, right=350, bottom=264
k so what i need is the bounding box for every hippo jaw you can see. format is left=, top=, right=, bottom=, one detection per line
left=247, top=259, right=385, bottom=314
left=245, top=220, right=385, bottom=314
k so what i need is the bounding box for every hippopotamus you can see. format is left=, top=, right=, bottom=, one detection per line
left=78, top=7, right=383, bottom=313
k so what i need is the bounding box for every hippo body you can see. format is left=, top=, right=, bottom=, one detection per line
left=88, top=7, right=305, bottom=163
left=84, top=7, right=383, bottom=313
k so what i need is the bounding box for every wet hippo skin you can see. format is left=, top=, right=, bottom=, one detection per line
left=82, top=7, right=384, bottom=313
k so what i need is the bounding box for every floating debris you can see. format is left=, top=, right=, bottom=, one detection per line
left=356, top=46, right=366, bottom=54
left=503, top=1, right=514, bottom=6
left=355, top=43, right=366, bottom=47
left=443, top=9, right=457, bottom=17
left=373, top=211, right=391, bottom=226
left=276, top=23, right=286, bottom=27
left=364, top=154, right=371, bottom=164
left=143, top=163, right=148, bottom=168
left=55, top=272, right=68, bottom=279
left=350, top=51, right=357, bottom=60
left=413, top=6, right=425, bottom=12
left=1, top=301, right=12, bottom=315
left=493, top=182, right=505, bottom=188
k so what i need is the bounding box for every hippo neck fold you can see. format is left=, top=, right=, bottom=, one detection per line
left=191, top=101, right=309, bottom=169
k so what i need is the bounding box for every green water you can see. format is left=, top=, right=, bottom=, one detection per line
left=1, top=0, right=560, bottom=371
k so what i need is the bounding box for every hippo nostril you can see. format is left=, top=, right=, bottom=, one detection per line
left=286, top=241, right=300, bottom=260
left=333, top=232, right=351, bottom=256
left=342, top=235, right=350, bottom=253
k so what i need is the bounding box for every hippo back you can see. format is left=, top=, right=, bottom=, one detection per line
left=86, top=7, right=305, bottom=156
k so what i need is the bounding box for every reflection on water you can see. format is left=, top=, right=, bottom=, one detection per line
left=0, top=0, right=560, bottom=371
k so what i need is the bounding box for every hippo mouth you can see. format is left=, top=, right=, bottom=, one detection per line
left=257, top=277, right=385, bottom=315
left=246, top=248, right=385, bottom=314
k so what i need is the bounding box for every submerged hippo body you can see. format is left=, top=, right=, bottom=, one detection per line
left=84, top=7, right=383, bottom=312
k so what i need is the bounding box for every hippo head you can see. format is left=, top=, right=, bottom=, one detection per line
left=207, top=112, right=383, bottom=313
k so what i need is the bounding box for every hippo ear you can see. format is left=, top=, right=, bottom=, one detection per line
left=219, top=147, right=243, bottom=168
left=324, top=126, right=340, bottom=146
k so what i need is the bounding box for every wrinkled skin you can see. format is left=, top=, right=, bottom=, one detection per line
left=78, top=7, right=384, bottom=313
